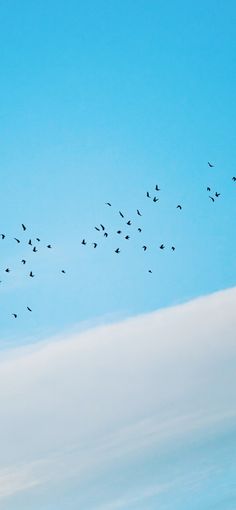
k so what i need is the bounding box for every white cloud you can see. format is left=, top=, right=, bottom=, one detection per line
left=0, top=287, right=235, bottom=505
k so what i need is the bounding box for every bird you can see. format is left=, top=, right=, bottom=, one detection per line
left=29, top=271, right=34, bottom=277
left=36, top=238, right=40, bottom=242
left=61, top=270, right=66, bottom=274
left=119, top=211, right=124, bottom=218
left=160, top=244, right=165, bottom=249
left=33, top=246, right=37, bottom=252
left=125, top=235, right=130, bottom=240
left=100, top=224, right=105, bottom=230
left=138, top=228, right=142, bottom=232
left=104, top=232, right=108, bottom=237
left=12, top=313, right=17, bottom=318
left=232, top=177, right=236, bottom=182
left=208, top=162, right=214, bottom=167
left=28, top=239, right=32, bottom=245
left=209, top=196, right=215, bottom=202
left=142, top=245, right=147, bottom=251
left=153, top=197, right=159, bottom=202
left=14, top=238, right=20, bottom=243
left=117, top=230, right=122, bottom=234
left=81, top=239, right=86, bottom=245
left=207, top=186, right=211, bottom=192
left=137, top=209, right=142, bottom=216
left=148, top=269, right=152, bottom=273
left=106, top=202, right=112, bottom=206
left=22, top=224, right=26, bottom=231
left=21, top=259, right=26, bottom=264
left=127, top=220, right=131, bottom=226
left=146, top=192, right=151, bottom=198
left=115, top=248, right=120, bottom=253
left=176, top=205, right=182, bottom=210
left=171, top=246, right=175, bottom=251
left=215, top=192, right=220, bottom=197
left=93, top=243, right=97, bottom=248
left=47, top=244, right=52, bottom=249
left=95, top=227, right=100, bottom=231
left=27, top=307, right=32, bottom=312
left=1, top=234, right=5, bottom=239
left=5, top=268, right=10, bottom=273
left=155, top=185, right=160, bottom=191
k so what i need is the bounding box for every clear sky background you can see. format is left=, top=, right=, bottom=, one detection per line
left=0, top=3, right=236, bottom=508
left=0, top=0, right=235, bottom=345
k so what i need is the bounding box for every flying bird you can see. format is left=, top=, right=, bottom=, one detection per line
left=176, top=205, right=182, bottom=210
left=137, top=209, right=142, bottom=216
left=33, top=246, right=37, bottom=252
left=1, top=234, right=5, bottom=239
left=115, top=248, right=120, bottom=254
left=27, top=307, right=32, bottom=312
left=22, top=224, right=26, bottom=231
left=148, top=269, right=152, bottom=273
left=36, top=238, right=40, bottom=242
left=14, top=238, right=20, bottom=243
left=47, top=244, right=52, bottom=249
left=21, top=259, right=26, bottom=264
left=209, top=196, right=215, bottom=202
left=215, top=192, right=220, bottom=197
left=93, top=243, right=97, bottom=248
left=104, top=232, right=108, bottom=237
left=153, top=197, right=159, bottom=202
left=208, top=162, right=214, bottom=167
left=155, top=185, right=160, bottom=191
left=81, top=239, right=86, bottom=245
left=100, top=224, right=105, bottom=230
left=106, top=202, right=112, bottom=206
left=138, top=228, right=142, bottom=232
left=61, top=270, right=66, bottom=274
left=171, top=246, right=175, bottom=251
left=12, top=313, right=17, bottom=318
left=28, top=239, right=32, bottom=245
left=160, top=244, right=165, bottom=250
left=232, top=177, right=236, bottom=182
left=127, top=220, right=131, bottom=226
left=117, top=230, right=122, bottom=234
left=95, top=227, right=100, bottom=231
left=5, top=268, right=10, bottom=273
left=207, top=187, right=211, bottom=192
left=142, top=245, right=147, bottom=251
left=29, top=271, right=34, bottom=277
left=119, top=211, right=124, bottom=218
left=125, top=235, right=130, bottom=240
left=146, top=192, right=151, bottom=198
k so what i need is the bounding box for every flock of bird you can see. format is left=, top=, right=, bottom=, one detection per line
left=1, top=224, right=66, bottom=318
left=81, top=163, right=236, bottom=276
left=4, top=162, right=235, bottom=319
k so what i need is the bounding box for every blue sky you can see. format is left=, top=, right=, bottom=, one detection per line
left=0, top=2, right=236, bottom=508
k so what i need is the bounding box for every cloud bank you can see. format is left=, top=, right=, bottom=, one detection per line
left=0, top=287, right=236, bottom=509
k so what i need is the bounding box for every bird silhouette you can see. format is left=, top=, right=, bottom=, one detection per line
left=138, top=228, right=142, bottom=232
left=155, top=185, right=160, bottom=191
left=153, top=197, right=159, bottom=202
left=81, top=239, right=86, bottom=245
left=12, top=313, right=17, bottom=318
left=119, top=211, right=124, bottom=218
left=137, top=209, right=142, bottom=216
left=47, top=244, right=52, bottom=249
left=95, top=227, right=100, bottom=231
left=61, top=270, right=66, bottom=274
left=106, top=202, right=112, bottom=206
left=29, top=271, right=34, bottom=277
left=207, top=187, right=211, bottom=192
left=160, top=244, right=165, bottom=249
left=171, top=246, right=175, bottom=251
left=146, top=192, right=151, bottom=198
left=215, top=192, right=220, bottom=197
left=1, top=234, right=5, bottom=239
left=5, top=268, right=10, bottom=273
left=27, top=307, right=32, bottom=312
left=93, top=243, right=97, bottom=248
left=14, top=238, right=20, bottom=243
left=117, top=230, right=122, bottom=234
left=115, top=248, right=120, bottom=253
left=125, top=235, right=130, bottom=240
left=100, top=224, right=105, bottom=230
left=36, top=238, right=40, bottom=242
left=232, top=177, right=236, bottom=182
left=21, top=259, right=26, bottom=264
left=209, top=196, right=215, bottom=202
left=127, top=220, right=131, bottom=226
left=142, top=245, right=147, bottom=251
left=208, top=162, right=214, bottom=167
left=22, top=224, right=26, bottom=231
left=104, top=232, right=108, bottom=237
left=148, top=269, right=152, bottom=273
left=33, top=247, right=37, bottom=252
left=176, top=205, right=182, bottom=210
left=28, top=239, right=32, bottom=245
